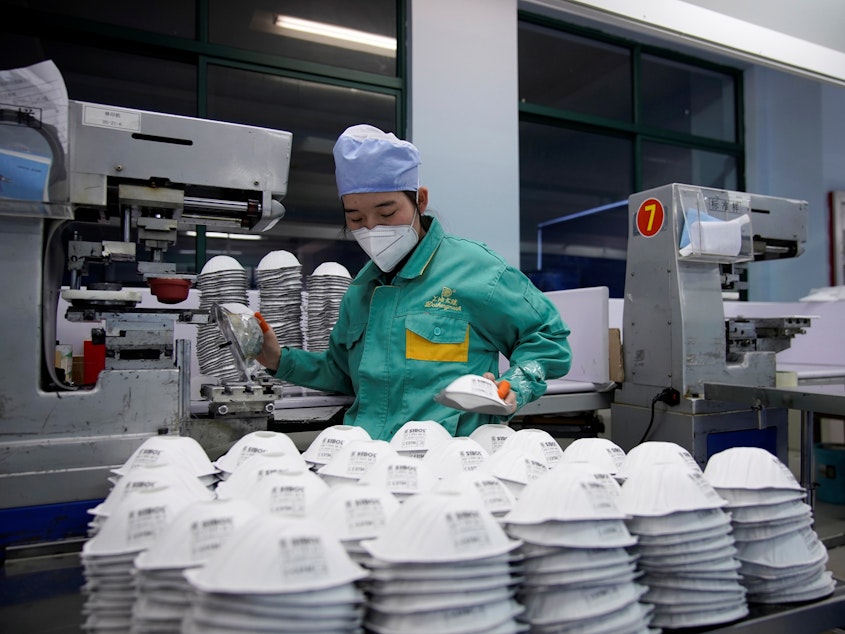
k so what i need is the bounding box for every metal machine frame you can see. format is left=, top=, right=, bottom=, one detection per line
left=611, top=183, right=808, bottom=467
left=0, top=100, right=292, bottom=547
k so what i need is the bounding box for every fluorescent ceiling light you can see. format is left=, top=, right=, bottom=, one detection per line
left=274, top=15, right=396, bottom=57
left=185, top=230, right=263, bottom=241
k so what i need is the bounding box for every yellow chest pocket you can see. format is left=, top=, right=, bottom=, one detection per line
left=405, top=314, right=470, bottom=363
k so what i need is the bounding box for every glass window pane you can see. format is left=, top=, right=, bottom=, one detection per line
left=3, top=0, right=195, bottom=38
left=641, top=141, right=738, bottom=191
left=519, top=22, right=632, bottom=121
left=209, top=0, right=397, bottom=77
left=206, top=64, right=396, bottom=275
left=0, top=38, right=197, bottom=115
left=520, top=121, right=633, bottom=296
left=641, top=54, right=736, bottom=141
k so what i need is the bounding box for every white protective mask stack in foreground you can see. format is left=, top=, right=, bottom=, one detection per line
left=358, top=453, right=439, bottom=501
left=79, top=428, right=838, bottom=634
left=309, top=481, right=401, bottom=565
left=618, top=457, right=749, bottom=630
left=483, top=428, right=565, bottom=499
left=560, top=436, right=627, bottom=479
left=301, top=424, right=372, bottom=470
left=182, top=515, right=368, bottom=633
left=87, top=462, right=215, bottom=537
left=317, top=439, right=399, bottom=488
left=703, top=446, right=835, bottom=603
left=468, top=423, right=516, bottom=455
left=81, top=484, right=210, bottom=633
left=359, top=490, right=525, bottom=634
left=389, top=419, right=453, bottom=460
left=503, top=463, right=653, bottom=633
left=421, top=436, right=491, bottom=479
left=212, top=430, right=301, bottom=480
left=132, top=498, right=261, bottom=633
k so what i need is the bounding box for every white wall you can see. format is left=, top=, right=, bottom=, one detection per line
left=525, top=0, right=845, bottom=86
left=683, top=0, right=845, bottom=54
left=823, top=82, right=845, bottom=210
left=409, top=0, right=521, bottom=266
left=743, top=68, right=845, bottom=301
left=744, top=68, right=826, bottom=301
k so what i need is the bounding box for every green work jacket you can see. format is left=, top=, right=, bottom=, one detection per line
left=276, top=217, right=572, bottom=440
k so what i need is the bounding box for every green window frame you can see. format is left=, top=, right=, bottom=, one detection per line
left=518, top=11, right=744, bottom=296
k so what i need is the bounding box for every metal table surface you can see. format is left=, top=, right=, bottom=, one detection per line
left=689, top=582, right=845, bottom=634
left=703, top=383, right=845, bottom=417
left=517, top=388, right=614, bottom=415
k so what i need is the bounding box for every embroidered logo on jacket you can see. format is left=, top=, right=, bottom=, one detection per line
left=425, top=287, right=462, bottom=312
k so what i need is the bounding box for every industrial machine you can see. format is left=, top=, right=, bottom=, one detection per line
left=611, top=183, right=809, bottom=467
left=0, top=99, right=292, bottom=548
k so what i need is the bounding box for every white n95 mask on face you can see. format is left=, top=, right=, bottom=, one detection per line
left=351, top=211, right=419, bottom=272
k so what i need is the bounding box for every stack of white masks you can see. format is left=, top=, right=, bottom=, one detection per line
left=619, top=460, right=749, bottom=629
left=704, top=446, right=835, bottom=603
left=212, top=430, right=302, bottom=480
left=131, top=498, right=261, bottom=633
left=503, top=464, right=651, bottom=633
left=485, top=447, right=549, bottom=500
left=255, top=250, right=304, bottom=354
left=317, top=439, right=399, bottom=487
left=360, top=491, right=524, bottom=634
left=301, top=424, right=372, bottom=470
left=421, top=437, right=491, bottom=479
left=87, top=463, right=215, bottom=537
left=227, top=467, right=329, bottom=518
left=183, top=515, right=369, bottom=633
left=195, top=255, right=250, bottom=382
left=80, top=485, right=204, bottom=632
left=304, top=262, right=352, bottom=352
left=309, top=481, right=401, bottom=564
left=111, top=435, right=219, bottom=488
left=358, top=454, right=439, bottom=502
left=99, top=436, right=219, bottom=535
left=499, top=428, right=564, bottom=467
left=485, top=428, right=565, bottom=500
left=214, top=452, right=310, bottom=500
left=617, top=441, right=701, bottom=483
left=559, top=437, right=627, bottom=480
left=434, top=468, right=517, bottom=520
left=469, top=423, right=515, bottom=455
left=389, top=420, right=453, bottom=459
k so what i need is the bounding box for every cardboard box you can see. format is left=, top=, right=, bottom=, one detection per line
left=72, top=355, right=86, bottom=386
left=608, top=328, right=624, bottom=383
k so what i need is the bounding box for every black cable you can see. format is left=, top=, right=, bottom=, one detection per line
left=637, top=388, right=680, bottom=445
left=637, top=395, right=660, bottom=446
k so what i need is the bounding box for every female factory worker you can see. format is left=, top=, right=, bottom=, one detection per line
left=256, top=124, right=572, bottom=441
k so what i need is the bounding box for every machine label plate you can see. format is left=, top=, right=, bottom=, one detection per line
left=636, top=198, right=665, bottom=237
left=82, top=104, right=141, bottom=131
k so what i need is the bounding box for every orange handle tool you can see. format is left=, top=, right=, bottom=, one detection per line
left=497, top=380, right=511, bottom=400
left=255, top=311, right=271, bottom=334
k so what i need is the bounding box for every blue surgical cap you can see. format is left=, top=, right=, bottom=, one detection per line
left=333, top=124, right=421, bottom=197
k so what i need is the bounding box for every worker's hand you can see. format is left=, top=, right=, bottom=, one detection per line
left=483, top=372, right=516, bottom=414
left=254, top=312, right=281, bottom=373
